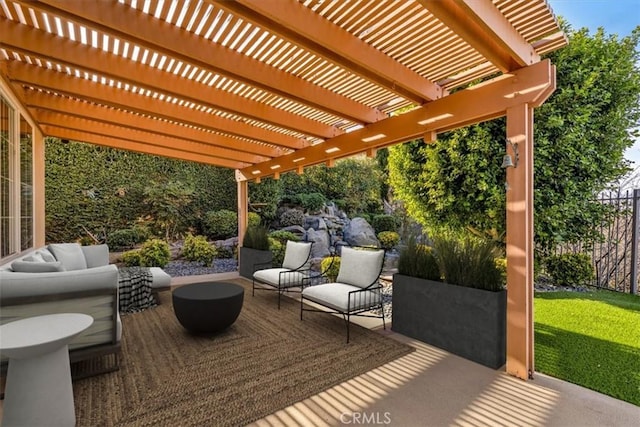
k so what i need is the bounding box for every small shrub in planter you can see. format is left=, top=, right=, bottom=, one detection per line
left=182, top=233, right=216, bottom=266
left=377, top=231, right=400, bottom=250
left=204, top=209, right=237, bottom=239
left=240, top=225, right=272, bottom=278
left=242, top=225, right=270, bottom=250
left=397, top=237, right=440, bottom=280
left=138, top=238, right=171, bottom=267
left=432, top=231, right=504, bottom=291
left=121, top=249, right=141, bottom=267
left=394, top=232, right=506, bottom=369
left=545, top=253, right=594, bottom=287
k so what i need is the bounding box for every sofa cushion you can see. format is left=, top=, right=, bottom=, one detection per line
left=37, top=248, right=56, bottom=262
left=48, top=243, right=88, bottom=271
left=24, top=252, right=46, bottom=263
left=81, top=244, right=109, bottom=268
left=11, top=260, right=65, bottom=273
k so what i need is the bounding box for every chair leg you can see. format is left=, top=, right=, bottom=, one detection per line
left=381, top=302, right=387, bottom=330
left=277, top=287, right=281, bottom=310
left=300, top=296, right=304, bottom=320
left=346, top=314, right=351, bottom=344
left=252, top=279, right=255, bottom=297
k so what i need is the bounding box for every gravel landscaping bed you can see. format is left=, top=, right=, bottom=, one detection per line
left=163, top=258, right=238, bottom=277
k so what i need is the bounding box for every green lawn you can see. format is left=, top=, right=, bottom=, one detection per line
left=534, top=290, right=640, bottom=406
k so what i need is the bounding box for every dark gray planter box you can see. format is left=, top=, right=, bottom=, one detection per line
left=239, top=247, right=273, bottom=279
left=392, top=274, right=506, bottom=369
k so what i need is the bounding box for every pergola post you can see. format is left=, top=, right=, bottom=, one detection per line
left=236, top=171, right=249, bottom=248
left=505, top=103, right=535, bottom=380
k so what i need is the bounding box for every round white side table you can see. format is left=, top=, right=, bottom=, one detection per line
left=0, top=313, right=93, bottom=427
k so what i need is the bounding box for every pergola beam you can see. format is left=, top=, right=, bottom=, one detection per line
left=28, top=0, right=386, bottom=124
left=214, top=0, right=446, bottom=103
left=35, top=110, right=262, bottom=165
left=40, top=125, right=246, bottom=169
left=3, top=61, right=300, bottom=151
left=21, top=90, right=283, bottom=159
left=421, top=0, right=539, bottom=72
left=240, top=60, right=554, bottom=180
left=0, top=18, right=332, bottom=142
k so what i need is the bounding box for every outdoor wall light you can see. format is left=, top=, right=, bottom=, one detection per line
left=501, top=138, right=519, bottom=169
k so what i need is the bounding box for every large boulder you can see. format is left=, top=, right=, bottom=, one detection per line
left=343, top=217, right=379, bottom=247
left=306, top=228, right=331, bottom=258
left=304, top=216, right=327, bottom=231
left=280, top=225, right=306, bottom=240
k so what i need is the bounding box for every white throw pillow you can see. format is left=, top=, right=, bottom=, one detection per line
left=38, top=248, right=56, bottom=262
left=48, top=243, right=88, bottom=271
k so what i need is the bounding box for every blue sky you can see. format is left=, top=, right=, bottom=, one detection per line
left=548, top=0, right=639, bottom=36
left=547, top=0, right=640, bottom=166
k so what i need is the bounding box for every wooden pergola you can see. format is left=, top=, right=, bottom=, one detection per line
left=0, top=0, right=567, bottom=380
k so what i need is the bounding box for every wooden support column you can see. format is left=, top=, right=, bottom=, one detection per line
left=505, top=103, right=534, bottom=380
left=33, top=126, right=46, bottom=247
left=236, top=170, right=249, bottom=249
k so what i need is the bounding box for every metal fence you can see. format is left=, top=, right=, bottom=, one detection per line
left=556, top=189, right=640, bottom=294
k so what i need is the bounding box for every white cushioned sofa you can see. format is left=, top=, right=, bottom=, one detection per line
left=0, top=243, right=171, bottom=376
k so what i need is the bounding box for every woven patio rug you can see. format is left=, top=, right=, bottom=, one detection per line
left=72, top=278, right=413, bottom=427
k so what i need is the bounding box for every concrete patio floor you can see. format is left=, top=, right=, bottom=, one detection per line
left=2, top=272, right=637, bottom=426
left=178, top=273, right=640, bottom=426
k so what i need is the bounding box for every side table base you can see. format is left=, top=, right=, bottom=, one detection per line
left=2, top=345, right=75, bottom=427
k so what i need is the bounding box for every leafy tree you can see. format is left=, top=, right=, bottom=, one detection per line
left=388, top=25, right=640, bottom=253
left=142, top=178, right=194, bottom=240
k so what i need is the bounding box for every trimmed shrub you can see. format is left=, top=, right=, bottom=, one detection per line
left=248, top=211, right=261, bottom=228
left=268, top=237, right=285, bottom=267
left=138, top=238, right=171, bottom=267
left=358, top=213, right=373, bottom=224
left=204, top=209, right=238, bottom=239
left=279, top=209, right=304, bottom=227
left=321, top=256, right=341, bottom=282
left=397, top=237, right=440, bottom=281
left=372, top=214, right=398, bottom=233
left=298, top=192, right=326, bottom=212
left=121, top=249, right=141, bottom=267
left=269, top=230, right=301, bottom=244
left=182, top=234, right=216, bottom=266
left=108, top=228, right=139, bottom=250
left=378, top=231, right=400, bottom=250
left=268, top=231, right=301, bottom=266
left=545, top=253, right=594, bottom=287
left=214, top=242, right=235, bottom=259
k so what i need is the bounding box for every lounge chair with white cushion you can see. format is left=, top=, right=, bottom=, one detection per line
left=300, top=246, right=386, bottom=342
left=252, top=240, right=313, bottom=309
